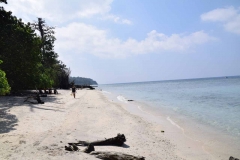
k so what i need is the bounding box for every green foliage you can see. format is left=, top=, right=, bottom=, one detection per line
left=31, top=18, right=70, bottom=89
left=53, top=61, right=71, bottom=89
left=0, top=10, right=43, bottom=90
left=0, top=60, right=11, bottom=95
left=32, top=18, right=58, bottom=68
left=0, top=4, right=70, bottom=91
left=38, top=72, right=54, bottom=89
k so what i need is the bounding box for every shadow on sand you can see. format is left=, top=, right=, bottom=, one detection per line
left=0, top=92, right=64, bottom=134
left=0, top=97, right=18, bottom=134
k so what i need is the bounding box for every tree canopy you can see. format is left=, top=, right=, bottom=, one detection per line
left=0, top=1, right=70, bottom=93
left=0, top=0, right=7, bottom=4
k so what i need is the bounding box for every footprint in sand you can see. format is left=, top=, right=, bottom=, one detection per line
left=50, top=143, right=58, bottom=147
left=33, top=141, right=40, bottom=146
left=19, top=140, right=26, bottom=144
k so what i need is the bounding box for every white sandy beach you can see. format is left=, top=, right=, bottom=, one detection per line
left=0, top=89, right=238, bottom=160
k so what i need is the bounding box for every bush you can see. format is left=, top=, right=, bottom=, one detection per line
left=0, top=60, right=11, bottom=95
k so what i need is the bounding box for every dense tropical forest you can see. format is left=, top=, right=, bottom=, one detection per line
left=0, top=0, right=70, bottom=95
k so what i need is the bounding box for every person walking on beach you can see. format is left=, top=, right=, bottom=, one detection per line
left=72, top=85, right=76, bottom=98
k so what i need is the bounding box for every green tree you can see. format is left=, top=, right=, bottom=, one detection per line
left=0, top=4, right=43, bottom=90
left=1, top=2, right=70, bottom=91
left=32, top=18, right=70, bottom=89
left=31, top=18, right=58, bottom=68
left=0, top=0, right=7, bottom=4
left=54, top=61, right=71, bottom=89
left=0, top=60, right=10, bottom=95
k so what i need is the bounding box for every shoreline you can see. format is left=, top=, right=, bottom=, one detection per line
left=0, top=89, right=239, bottom=159
left=102, top=90, right=240, bottom=159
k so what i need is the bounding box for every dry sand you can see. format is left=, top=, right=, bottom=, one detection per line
left=0, top=89, right=235, bottom=160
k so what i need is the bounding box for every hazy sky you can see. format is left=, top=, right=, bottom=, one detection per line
left=3, top=0, right=240, bottom=84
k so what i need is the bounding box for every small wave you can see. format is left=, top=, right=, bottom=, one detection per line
left=167, top=118, right=212, bottom=157
left=117, top=95, right=128, bottom=103
left=102, top=90, right=112, bottom=94
left=167, top=116, right=184, bottom=132
left=137, top=106, right=152, bottom=115
left=167, top=116, right=203, bottom=144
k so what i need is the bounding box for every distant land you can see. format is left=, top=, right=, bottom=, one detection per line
left=69, top=77, right=98, bottom=85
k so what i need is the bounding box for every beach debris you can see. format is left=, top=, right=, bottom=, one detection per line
left=24, top=94, right=44, bottom=104
left=65, top=144, right=79, bottom=151
left=54, top=88, right=58, bottom=94
left=65, top=143, right=145, bottom=160
left=86, top=144, right=145, bottom=160
left=161, top=130, right=164, bottom=133
left=68, top=133, right=126, bottom=146
left=83, top=144, right=95, bottom=153
left=229, top=156, right=239, bottom=160
left=90, top=150, right=145, bottom=160
left=39, top=88, right=58, bottom=94
left=65, top=134, right=145, bottom=159
left=128, top=100, right=134, bottom=101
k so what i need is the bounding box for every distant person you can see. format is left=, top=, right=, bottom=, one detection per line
left=72, top=85, right=76, bottom=98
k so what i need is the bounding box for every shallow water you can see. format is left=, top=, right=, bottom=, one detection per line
left=100, top=76, right=240, bottom=138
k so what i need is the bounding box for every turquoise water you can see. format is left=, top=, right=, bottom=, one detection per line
left=100, top=76, right=240, bottom=137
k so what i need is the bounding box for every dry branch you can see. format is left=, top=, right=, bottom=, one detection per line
left=69, top=133, right=126, bottom=147
left=65, top=134, right=145, bottom=159
left=24, top=94, right=44, bottom=104
left=230, top=156, right=239, bottom=160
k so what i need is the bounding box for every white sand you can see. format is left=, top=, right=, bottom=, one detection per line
left=0, top=89, right=237, bottom=159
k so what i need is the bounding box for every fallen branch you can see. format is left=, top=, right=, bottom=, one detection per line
left=69, top=133, right=126, bottom=146
left=65, top=143, right=145, bottom=160
left=24, top=94, right=44, bottom=104
left=230, top=156, right=239, bottom=160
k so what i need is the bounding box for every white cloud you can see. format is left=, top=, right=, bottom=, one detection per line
left=55, top=23, right=216, bottom=58
left=201, top=6, right=240, bottom=34
left=102, top=14, right=132, bottom=24
left=75, top=0, right=112, bottom=17
left=4, top=0, right=131, bottom=24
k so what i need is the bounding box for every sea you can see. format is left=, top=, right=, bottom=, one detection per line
left=99, top=76, right=240, bottom=141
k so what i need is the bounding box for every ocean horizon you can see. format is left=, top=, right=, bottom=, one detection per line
left=101, top=75, right=240, bottom=85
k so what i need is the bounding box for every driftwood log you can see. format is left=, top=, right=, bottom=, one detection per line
left=65, top=143, right=145, bottom=160
left=69, top=133, right=126, bottom=146
left=24, top=94, right=44, bottom=104
left=230, top=156, right=239, bottom=160
left=65, top=134, right=145, bottom=159
left=54, top=88, right=58, bottom=94
left=90, top=151, right=145, bottom=160
left=87, top=144, right=144, bottom=160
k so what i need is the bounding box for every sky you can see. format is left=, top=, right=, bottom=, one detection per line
left=3, top=0, right=240, bottom=84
